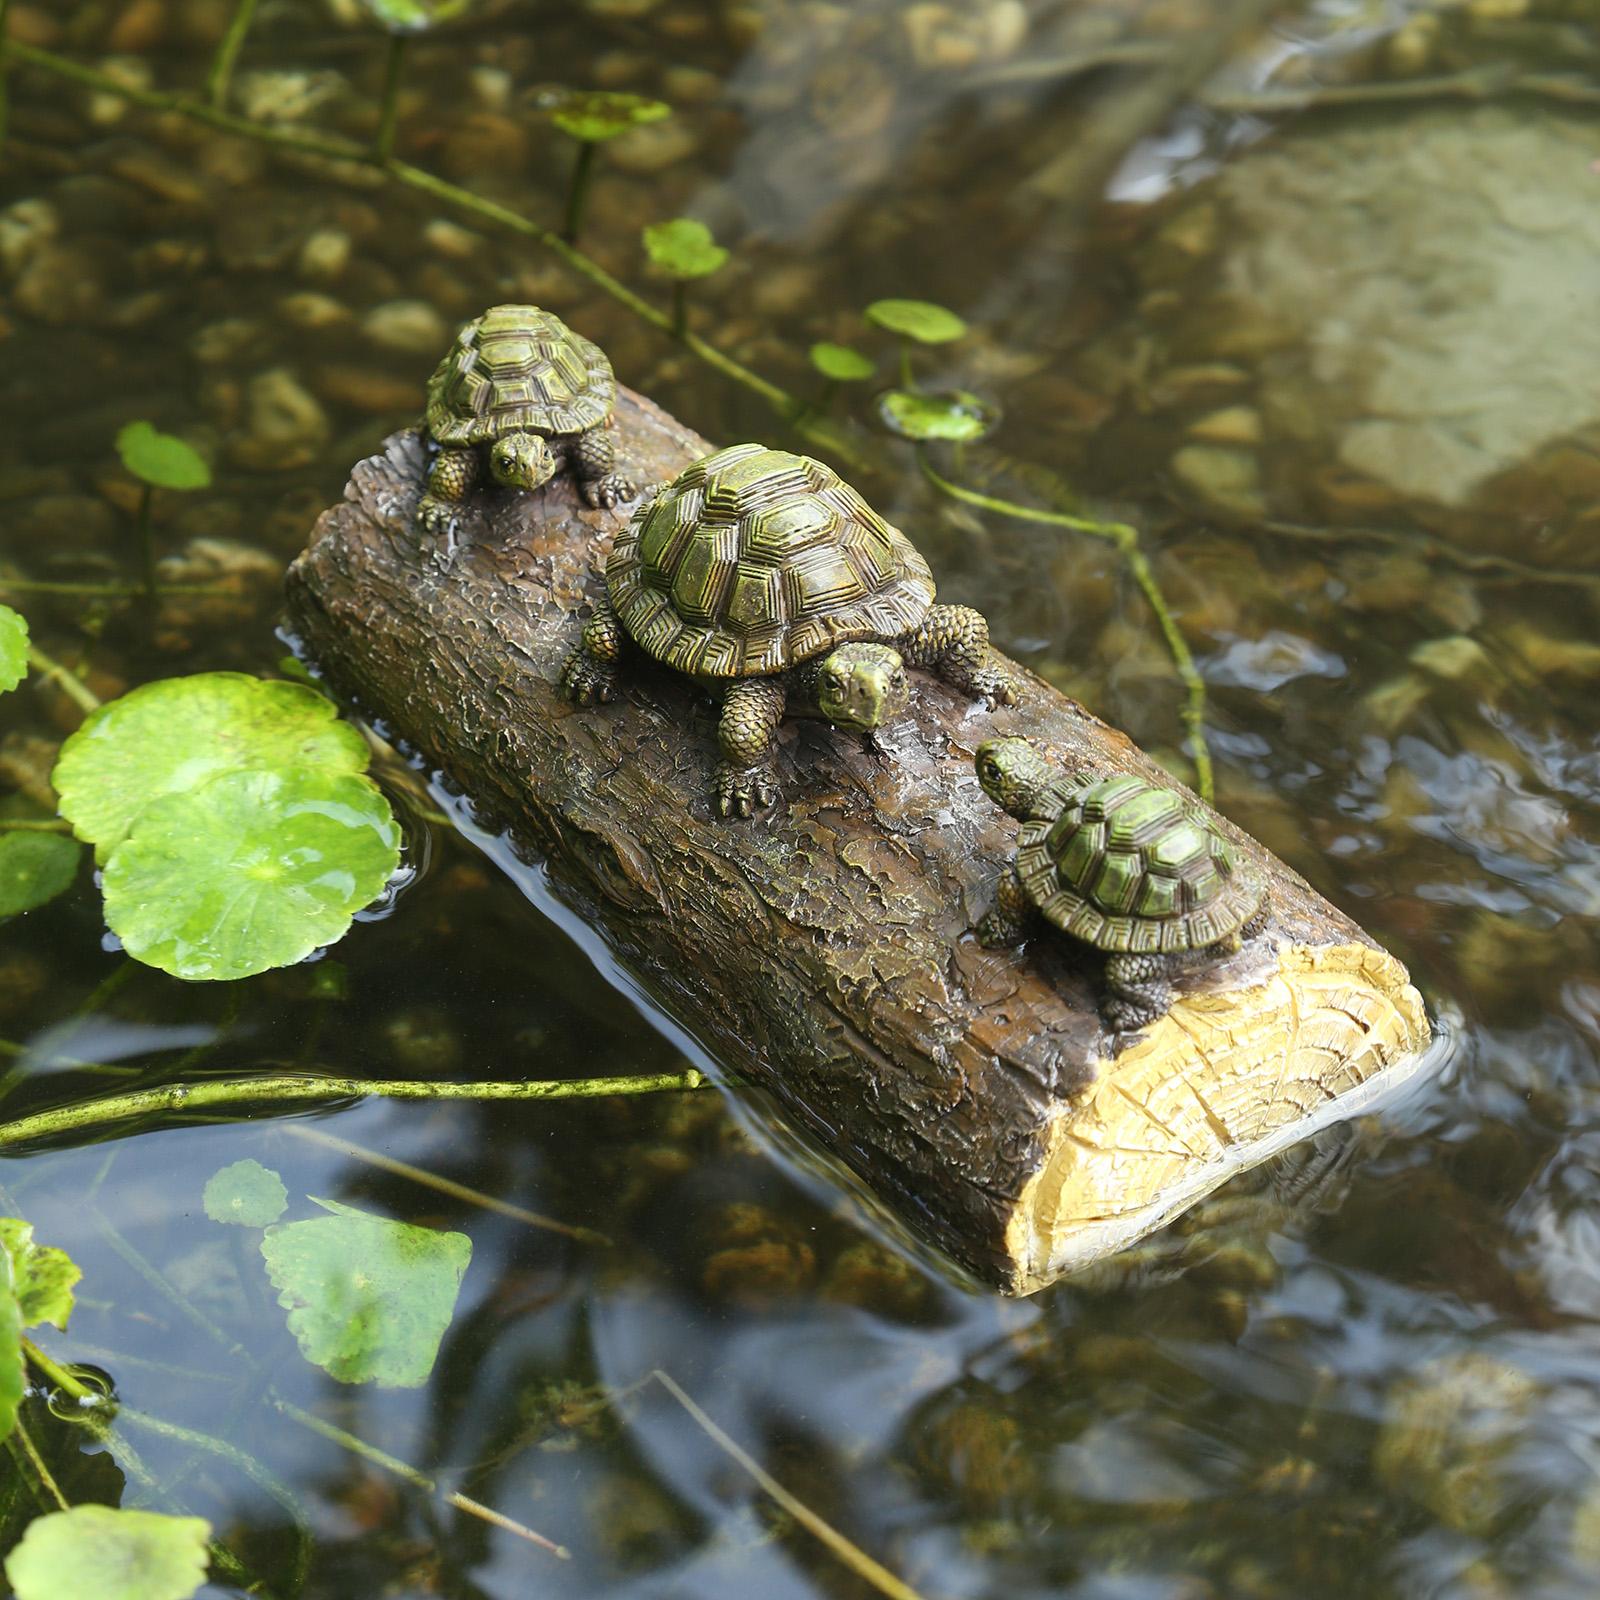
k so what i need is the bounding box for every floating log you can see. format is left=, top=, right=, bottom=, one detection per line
left=284, top=394, right=1431, bottom=1295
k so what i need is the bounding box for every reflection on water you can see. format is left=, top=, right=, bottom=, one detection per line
left=4, top=0, right=1600, bottom=1595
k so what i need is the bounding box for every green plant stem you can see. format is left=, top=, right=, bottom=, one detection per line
left=670, top=278, right=687, bottom=338
left=917, top=452, right=1214, bottom=802
left=133, top=483, right=156, bottom=600
left=0, top=577, right=231, bottom=597
left=0, top=817, right=70, bottom=832
left=0, top=0, right=13, bottom=152
left=374, top=31, right=407, bottom=161
left=562, top=139, right=597, bottom=243
left=898, top=339, right=914, bottom=390
left=204, top=0, right=259, bottom=109
left=814, top=377, right=839, bottom=413
left=22, top=643, right=99, bottom=715
left=10, top=1416, right=70, bottom=1510
left=0, top=1067, right=708, bottom=1149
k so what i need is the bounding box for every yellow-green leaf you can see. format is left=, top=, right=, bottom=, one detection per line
left=114, top=422, right=211, bottom=492
left=5, top=1506, right=210, bottom=1600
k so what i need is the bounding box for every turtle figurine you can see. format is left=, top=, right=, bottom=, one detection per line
left=416, top=303, right=634, bottom=536
left=972, top=737, right=1267, bottom=1030
left=560, top=443, right=1017, bottom=815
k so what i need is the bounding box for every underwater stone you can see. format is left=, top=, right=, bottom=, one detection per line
left=229, top=369, right=330, bottom=471
left=361, top=299, right=448, bottom=356
left=1169, top=445, right=1264, bottom=518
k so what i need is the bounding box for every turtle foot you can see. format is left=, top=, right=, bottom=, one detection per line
left=975, top=910, right=1025, bottom=949
left=417, top=494, right=464, bottom=542
left=715, top=761, right=781, bottom=819
left=971, top=661, right=1020, bottom=709
left=581, top=472, right=636, bottom=510
left=559, top=651, right=617, bottom=707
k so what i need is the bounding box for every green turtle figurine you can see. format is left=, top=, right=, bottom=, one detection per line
left=561, top=443, right=1017, bottom=816
left=417, top=304, right=634, bottom=535
left=973, top=737, right=1267, bottom=1029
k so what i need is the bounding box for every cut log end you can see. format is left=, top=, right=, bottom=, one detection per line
left=1008, top=941, right=1430, bottom=1291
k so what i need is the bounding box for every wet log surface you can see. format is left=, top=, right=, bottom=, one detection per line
left=284, top=392, right=1431, bottom=1295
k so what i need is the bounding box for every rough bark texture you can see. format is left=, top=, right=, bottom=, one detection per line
left=284, top=394, right=1431, bottom=1294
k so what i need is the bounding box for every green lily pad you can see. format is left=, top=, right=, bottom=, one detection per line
left=0, top=833, right=80, bottom=919
left=0, top=1247, right=21, bottom=1448
left=4, top=1505, right=211, bottom=1600
left=864, top=298, right=967, bottom=344
left=53, top=672, right=371, bottom=862
left=0, top=605, right=26, bottom=694
left=261, top=1198, right=471, bottom=1387
left=809, top=342, right=874, bottom=382
left=102, top=767, right=401, bottom=983
left=876, top=387, right=999, bottom=442
left=542, top=89, right=670, bottom=143
left=358, top=0, right=469, bottom=27
left=204, top=1159, right=288, bottom=1228
left=0, top=1219, right=80, bottom=1331
left=642, top=218, right=729, bottom=280
left=114, top=422, right=211, bottom=493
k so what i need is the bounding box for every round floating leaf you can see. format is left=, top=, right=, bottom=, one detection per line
left=204, top=1160, right=288, bottom=1228
left=0, top=1247, right=21, bottom=1448
left=541, top=89, right=670, bottom=143
left=53, top=672, right=371, bottom=862
left=864, top=298, right=967, bottom=344
left=876, top=387, right=999, bottom=442
left=642, top=218, right=728, bottom=280
left=5, top=1505, right=211, bottom=1600
left=0, top=1219, right=81, bottom=1330
left=261, top=1198, right=471, bottom=1387
left=809, top=342, right=874, bottom=382
left=114, top=422, right=211, bottom=493
left=0, top=605, right=27, bottom=695
left=102, top=767, right=401, bottom=983
left=357, top=0, right=469, bottom=28
left=0, top=833, right=80, bottom=919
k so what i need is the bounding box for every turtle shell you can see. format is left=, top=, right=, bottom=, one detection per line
left=1016, top=774, right=1264, bottom=953
left=606, top=443, right=935, bottom=677
left=425, top=304, right=615, bottom=444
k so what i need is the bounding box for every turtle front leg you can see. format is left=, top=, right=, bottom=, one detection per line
left=976, top=865, right=1033, bottom=947
left=715, top=678, right=787, bottom=818
left=560, top=592, right=626, bottom=706
left=1103, top=951, right=1179, bottom=1032
left=898, top=604, right=1018, bottom=707
left=567, top=427, right=635, bottom=510
left=418, top=446, right=479, bottom=538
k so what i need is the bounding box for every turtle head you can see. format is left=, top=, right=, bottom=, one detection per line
left=488, top=431, right=557, bottom=492
left=815, top=643, right=909, bottom=732
left=975, top=737, right=1055, bottom=821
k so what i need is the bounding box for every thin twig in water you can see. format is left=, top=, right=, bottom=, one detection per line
left=21, top=642, right=99, bottom=716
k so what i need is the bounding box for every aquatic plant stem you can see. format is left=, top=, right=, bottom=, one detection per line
left=133, top=483, right=156, bottom=600
left=373, top=32, right=407, bottom=161
left=0, top=818, right=70, bottom=832
left=10, top=1417, right=70, bottom=1510
left=670, top=279, right=688, bottom=338
left=0, top=577, right=231, bottom=597
left=0, top=1067, right=708, bottom=1149
left=204, top=0, right=259, bottom=109
left=0, top=0, right=13, bottom=153
left=916, top=452, right=1214, bottom=802
left=22, top=642, right=99, bottom=716
left=561, top=139, right=597, bottom=243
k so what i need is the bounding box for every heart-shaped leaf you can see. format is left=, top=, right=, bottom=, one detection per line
left=0, top=833, right=80, bottom=919
left=642, top=218, right=729, bottom=280
left=0, top=1219, right=80, bottom=1331
left=809, top=343, right=874, bottom=382
left=101, top=767, right=401, bottom=982
left=864, top=298, right=967, bottom=344
left=541, top=88, right=670, bottom=143
left=53, top=673, right=370, bottom=862
left=204, top=1159, right=288, bottom=1228
left=0, top=605, right=27, bottom=694
left=261, top=1199, right=471, bottom=1387
left=356, top=0, right=469, bottom=32
left=876, top=387, right=999, bottom=442
left=5, top=1505, right=211, bottom=1600
left=115, top=422, right=211, bottom=492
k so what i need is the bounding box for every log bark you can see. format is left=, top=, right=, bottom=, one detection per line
left=284, top=394, right=1431, bottom=1295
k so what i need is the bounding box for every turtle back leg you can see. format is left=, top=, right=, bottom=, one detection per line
left=566, top=428, right=635, bottom=510
left=897, top=604, right=1018, bottom=707
left=560, top=591, right=627, bottom=706
left=418, top=445, right=479, bottom=537
left=976, top=864, right=1033, bottom=947
left=1102, top=950, right=1181, bottom=1032
left=715, top=678, right=787, bottom=818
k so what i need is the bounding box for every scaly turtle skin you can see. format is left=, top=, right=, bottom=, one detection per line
left=561, top=443, right=1017, bottom=815
left=417, top=304, right=634, bottom=537
left=973, top=737, right=1266, bottom=1030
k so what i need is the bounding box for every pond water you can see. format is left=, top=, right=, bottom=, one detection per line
left=4, top=1, right=1600, bottom=1596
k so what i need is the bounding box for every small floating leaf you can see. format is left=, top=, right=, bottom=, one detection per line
left=0, top=605, right=27, bottom=694
left=864, top=298, right=967, bottom=344
left=0, top=833, right=80, bottom=920
left=114, top=422, right=211, bottom=493
left=53, top=672, right=371, bottom=861
left=541, top=88, right=670, bottom=143
left=204, top=1159, right=288, bottom=1228
left=877, top=387, right=999, bottom=442
left=261, top=1198, right=471, bottom=1387
left=0, top=1219, right=81, bottom=1330
left=808, top=342, right=874, bottom=382
left=357, top=0, right=469, bottom=28
left=102, top=767, right=401, bottom=983
left=5, top=1505, right=211, bottom=1600
left=642, top=218, right=728, bottom=280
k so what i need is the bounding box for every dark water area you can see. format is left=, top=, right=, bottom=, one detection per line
left=3, top=1, right=1600, bottom=1595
